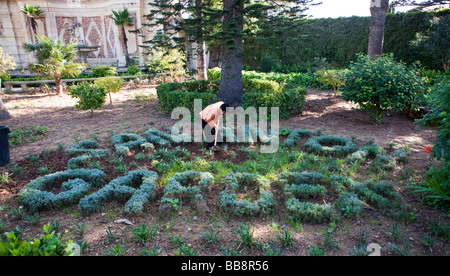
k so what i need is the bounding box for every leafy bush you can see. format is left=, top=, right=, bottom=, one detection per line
left=304, top=136, right=358, bottom=157
left=352, top=180, right=401, bottom=210
left=219, top=173, right=275, bottom=217
left=0, top=225, right=75, bottom=256
left=243, top=78, right=280, bottom=93
left=91, top=66, right=116, bottom=77
left=69, top=82, right=107, bottom=113
left=343, top=54, right=426, bottom=123
left=94, top=76, right=124, bottom=104
left=161, top=170, right=214, bottom=207
left=78, top=170, right=158, bottom=216
left=282, top=128, right=313, bottom=147
left=18, top=169, right=106, bottom=213
left=346, top=143, right=385, bottom=164
left=334, top=193, right=364, bottom=220
left=316, top=69, right=349, bottom=95
left=127, top=65, right=142, bottom=76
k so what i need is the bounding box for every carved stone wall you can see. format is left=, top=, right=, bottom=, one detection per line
left=0, top=0, right=155, bottom=68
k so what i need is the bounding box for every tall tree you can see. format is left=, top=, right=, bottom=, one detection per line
left=392, top=0, right=449, bottom=10
left=110, top=9, right=134, bottom=68
left=23, top=36, right=85, bottom=94
left=21, top=3, right=42, bottom=42
left=368, top=0, right=390, bottom=57
left=0, top=48, right=16, bottom=120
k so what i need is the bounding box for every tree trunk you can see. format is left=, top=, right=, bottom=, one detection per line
left=368, top=0, right=389, bottom=57
left=0, top=94, right=11, bottom=121
left=195, top=0, right=207, bottom=80
left=208, top=45, right=221, bottom=69
left=121, top=25, right=131, bottom=68
left=55, top=75, right=63, bottom=94
left=31, top=18, right=38, bottom=41
left=217, top=0, right=244, bottom=106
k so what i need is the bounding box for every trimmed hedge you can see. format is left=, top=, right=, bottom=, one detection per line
left=65, top=140, right=110, bottom=157
left=219, top=173, right=275, bottom=217
left=78, top=170, right=158, bottom=216
left=111, top=133, right=147, bottom=155
left=303, top=136, right=357, bottom=157
left=161, top=170, right=214, bottom=208
left=282, top=128, right=313, bottom=147
left=18, top=169, right=106, bottom=213
left=157, top=73, right=308, bottom=119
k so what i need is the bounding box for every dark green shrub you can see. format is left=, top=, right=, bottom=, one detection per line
left=91, top=66, right=116, bottom=77
left=0, top=225, right=75, bottom=256
left=243, top=78, right=280, bottom=93
left=126, top=65, right=142, bottom=76
left=69, top=82, right=107, bottom=113
left=343, top=54, right=426, bottom=123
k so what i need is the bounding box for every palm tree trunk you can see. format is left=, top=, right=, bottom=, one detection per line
left=55, top=75, right=63, bottom=94
left=0, top=95, right=11, bottom=121
left=121, top=26, right=131, bottom=68
left=368, top=0, right=389, bottom=57
left=217, top=0, right=244, bottom=106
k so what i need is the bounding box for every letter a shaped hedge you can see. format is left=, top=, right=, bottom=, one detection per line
left=78, top=170, right=158, bottom=216
left=18, top=169, right=107, bottom=213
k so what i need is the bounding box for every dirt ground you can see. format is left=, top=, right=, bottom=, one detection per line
left=0, top=86, right=448, bottom=256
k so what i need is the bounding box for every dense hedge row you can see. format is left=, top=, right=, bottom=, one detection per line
left=244, top=9, right=450, bottom=71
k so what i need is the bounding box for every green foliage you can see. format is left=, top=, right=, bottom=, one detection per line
left=130, top=224, right=159, bottom=244
left=303, top=136, right=358, bottom=157
left=18, top=169, right=107, bottom=213
left=352, top=180, right=401, bottom=211
left=111, top=133, right=147, bottom=155
left=161, top=170, right=213, bottom=208
left=282, top=128, right=313, bottom=147
left=316, top=69, right=349, bottom=95
left=334, top=193, right=364, bottom=220
left=126, top=65, right=142, bottom=76
left=78, top=170, right=158, bottom=216
left=232, top=223, right=256, bottom=248
left=94, top=76, right=124, bottom=104
left=144, top=128, right=183, bottom=147
left=65, top=139, right=109, bottom=157
left=285, top=199, right=336, bottom=224
left=69, top=82, right=107, bottom=113
left=343, top=54, right=426, bottom=123
left=147, top=49, right=186, bottom=80
left=219, top=172, right=275, bottom=217
left=0, top=224, right=74, bottom=256
left=243, top=78, right=280, bottom=93
left=8, top=125, right=47, bottom=147
left=91, top=66, right=116, bottom=78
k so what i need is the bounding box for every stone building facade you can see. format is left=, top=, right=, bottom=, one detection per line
left=0, top=0, right=167, bottom=70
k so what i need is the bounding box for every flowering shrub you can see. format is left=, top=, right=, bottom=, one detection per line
left=343, top=54, right=426, bottom=123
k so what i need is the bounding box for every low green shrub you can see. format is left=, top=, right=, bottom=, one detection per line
left=316, top=69, right=349, bottom=95
left=370, top=149, right=408, bottom=172
left=219, top=173, right=275, bottom=217
left=282, top=128, right=313, bottom=147
left=69, top=82, right=107, bottom=113
left=352, top=180, right=401, bottom=210
left=144, top=129, right=174, bottom=147
left=346, top=144, right=385, bottom=164
left=161, top=170, right=214, bottom=207
left=0, top=225, right=75, bottom=256
left=68, top=154, right=92, bottom=169
left=243, top=78, right=280, bottom=93
left=78, top=170, right=158, bottom=216
left=111, top=133, right=147, bottom=155
left=285, top=198, right=336, bottom=224
left=91, top=66, right=116, bottom=77
left=18, top=169, right=106, bottom=213
left=304, top=136, right=358, bottom=157
left=65, top=140, right=110, bottom=157
left=126, top=65, right=142, bottom=76
left=328, top=175, right=355, bottom=194
left=343, top=54, right=426, bottom=123
left=334, top=193, right=364, bottom=220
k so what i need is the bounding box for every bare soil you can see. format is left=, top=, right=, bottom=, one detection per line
left=0, top=87, right=448, bottom=256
